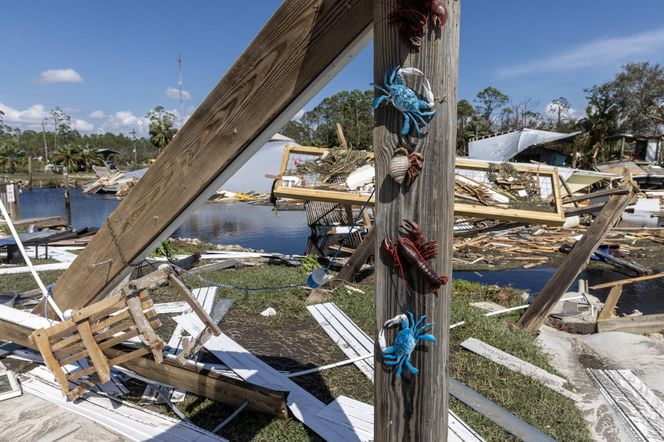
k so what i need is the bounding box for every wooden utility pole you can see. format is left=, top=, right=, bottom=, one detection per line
left=374, top=1, right=459, bottom=440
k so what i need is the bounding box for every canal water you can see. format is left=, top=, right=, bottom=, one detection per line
left=15, top=188, right=663, bottom=315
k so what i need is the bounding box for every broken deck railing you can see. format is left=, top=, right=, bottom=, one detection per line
left=273, top=144, right=566, bottom=225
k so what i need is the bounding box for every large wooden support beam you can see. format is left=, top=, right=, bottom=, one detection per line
left=0, top=305, right=288, bottom=418
left=519, top=191, right=633, bottom=333
left=373, top=1, right=459, bottom=440
left=44, top=0, right=373, bottom=312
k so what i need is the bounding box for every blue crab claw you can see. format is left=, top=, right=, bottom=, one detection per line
left=414, top=314, right=427, bottom=330
left=373, top=95, right=388, bottom=110
left=418, top=334, right=437, bottom=343
left=389, top=66, right=400, bottom=86
left=396, top=358, right=407, bottom=379
left=405, top=359, right=419, bottom=375
left=401, top=113, right=411, bottom=135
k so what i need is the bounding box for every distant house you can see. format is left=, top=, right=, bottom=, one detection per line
left=95, top=148, right=120, bottom=160
left=607, top=134, right=662, bottom=163
left=468, top=128, right=580, bottom=166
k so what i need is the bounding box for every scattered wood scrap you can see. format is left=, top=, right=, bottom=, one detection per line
left=29, top=290, right=163, bottom=400
left=460, top=338, right=578, bottom=401
left=519, top=190, right=634, bottom=333
left=306, top=302, right=373, bottom=380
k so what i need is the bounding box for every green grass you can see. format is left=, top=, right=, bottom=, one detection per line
left=4, top=265, right=590, bottom=441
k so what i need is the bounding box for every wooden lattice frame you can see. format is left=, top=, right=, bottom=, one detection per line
left=273, top=144, right=565, bottom=225
left=29, top=290, right=163, bottom=400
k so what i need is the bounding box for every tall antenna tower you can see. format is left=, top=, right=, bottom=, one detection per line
left=177, top=54, right=184, bottom=129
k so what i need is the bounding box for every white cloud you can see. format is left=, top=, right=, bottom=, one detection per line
left=165, top=86, right=191, bottom=100
left=37, top=68, right=84, bottom=84
left=499, top=28, right=664, bottom=77
left=293, top=109, right=305, bottom=120
left=545, top=101, right=579, bottom=121
left=89, top=110, right=106, bottom=119
left=72, top=119, right=94, bottom=132
left=98, top=110, right=150, bottom=136
left=0, top=102, right=49, bottom=129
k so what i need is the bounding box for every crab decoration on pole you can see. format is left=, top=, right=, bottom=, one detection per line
left=372, top=66, right=436, bottom=137
left=382, top=219, right=449, bottom=294
left=389, top=0, right=448, bottom=49
left=379, top=311, right=436, bottom=379
left=388, top=147, right=423, bottom=186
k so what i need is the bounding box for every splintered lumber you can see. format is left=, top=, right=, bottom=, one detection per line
left=597, top=285, right=623, bottom=321
left=587, top=369, right=664, bottom=441
left=0, top=305, right=288, bottom=417
left=372, top=0, right=459, bottom=440
left=589, top=272, right=664, bottom=290
left=42, top=0, right=373, bottom=314
left=332, top=228, right=376, bottom=285
left=460, top=338, right=578, bottom=401
left=29, top=290, right=162, bottom=399
left=562, top=186, right=630, bottom=204
left=449, top=379, right=556, bottom=442
left=519, top=191, right=633, bottom=333
left=169, top=273, right=221, bottom=336
left=592, top=249, right=650, bottom=275
left=597, top=313, right=664, bottom=334
left=175, top=313, right=362, bottom=441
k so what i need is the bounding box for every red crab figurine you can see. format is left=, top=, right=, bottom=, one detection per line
left=382, top=219, right=449, bottom=294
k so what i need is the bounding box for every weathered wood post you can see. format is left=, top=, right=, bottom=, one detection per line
left=0, top=183, right=20, bottom=221
left=373, top=1, right=460, bottom=440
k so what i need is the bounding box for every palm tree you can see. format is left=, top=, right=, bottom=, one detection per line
left=149, top=119, right=177, bottom=150
left=146, top=106, right=178, bottom=151
left=79, top=146, right=104, bottom=171
left=52, top=145, right=82, bottom=172
left=0, top=143, right=24, bottom=173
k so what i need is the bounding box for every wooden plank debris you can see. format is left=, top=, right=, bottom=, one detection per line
left=22, top=366, right=228, bottom=442
left=143, top=286, right=220, bottom=403
left=449, top=378, right=556, bottom=442
left=0, top=304, right=288, bottom=417
left=589, top=272, right=664, bottom=290
left=597, top=313, right=664, bottom=334
left=29, top=290, right=162, bottom=399
left=175, top=313, right=364, bottom=442
left=460, top=338, right=578, bottom=401
left=306, top=302, right=373, bottom=380
left=519, top=191, right=634, bottom=333
left=332, top=227, right=375, bottom=284
left=587, top=369, right=664, bottom=442
left=45, top=0, right=374, bottom=314
left=597, top=285, right=623, bottom=321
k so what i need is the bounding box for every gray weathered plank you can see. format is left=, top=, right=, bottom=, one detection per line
left=460, top=338, right=578, bottom=400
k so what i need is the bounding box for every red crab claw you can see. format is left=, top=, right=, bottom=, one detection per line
left=381, top=238, right=400, bottom=268
left=420, top=241, right=438, bottom=260
left=399, top=220, right=425, bottom=246
left=430, top=1, right=448, bottom=28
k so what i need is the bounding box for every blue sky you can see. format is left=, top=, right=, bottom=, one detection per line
left=2, top=0, right=663, bottom=136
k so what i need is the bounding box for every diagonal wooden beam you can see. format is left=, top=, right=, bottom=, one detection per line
left=41, top=0, right=373, bottom=313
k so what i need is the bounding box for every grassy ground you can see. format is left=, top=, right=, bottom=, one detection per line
left=3, top=265, right=590, bottom=441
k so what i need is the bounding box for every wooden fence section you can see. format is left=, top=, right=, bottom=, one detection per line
left=43, top=0, right=374, bottom=313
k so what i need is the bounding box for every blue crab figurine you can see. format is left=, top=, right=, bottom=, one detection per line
left=372, top=66, right=436, bottom=136
left=380, top=311, right=436, bottom=379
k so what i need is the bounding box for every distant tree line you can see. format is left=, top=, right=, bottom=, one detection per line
left=281, top=62, right=664, bottom=168
left=0, top=106, right=178, bottom=174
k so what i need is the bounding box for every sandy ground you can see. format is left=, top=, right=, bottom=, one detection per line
left=538, top=325, right=664, bottom=441
left=0, top=392, right=127, bottom=442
